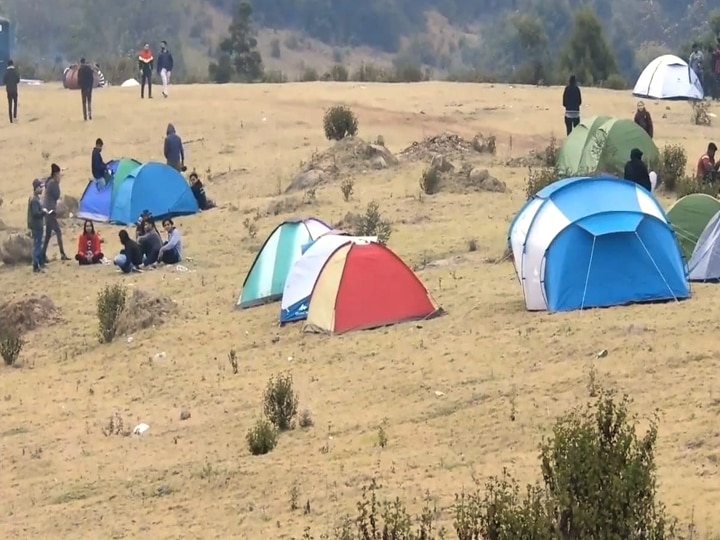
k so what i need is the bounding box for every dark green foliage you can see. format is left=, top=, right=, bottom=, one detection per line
left=559, top=7, right=618, bottom=84
left=246, top=418, right=279, bottom=455
left=323, top=106, right=358, bottom=141
left=355, top=202, right=392, bottom=245
left=329, top=64, right=349, bottom=81
left=658, top=144, right=688, bottom=192
left=420, top=167, right=442, bottom=194
left=263, top=373, right=299, bottom=431
left=210, top=1, right=263, bottom=83
left=0, top=327, right=23, bottom=366
left=96, top=284, right=127, bottom=344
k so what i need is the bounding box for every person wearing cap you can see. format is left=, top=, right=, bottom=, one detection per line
left=633, top=101, right=653, bottom=138
left=697, top=142, right=720, bottom=183
left=27, top=179, right=49, bottom=272
left=623, top=148, right=651, bottom=192
left=42, top=164, right=70, bottom=262
left=77, top=58, right=95, bottom=121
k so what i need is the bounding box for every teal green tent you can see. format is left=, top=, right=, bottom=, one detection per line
left=556, top=116, right=659, bottom=176
left=236, top=218, right=332, bottom=308
left=667, top=193, right=720, bottom=260
left=110, top=158, right=142, bottom=198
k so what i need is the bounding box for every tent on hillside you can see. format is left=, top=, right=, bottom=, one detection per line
left=666, top=193, right=720, bottom=261
left=556, top=116, right=659, bottom=176
left=633, top=54, right=704, bottom=101
left=508, top=176, right=689, bottom=312
left=303, top=242, right=441, bottom=334
left=77, top=158, right=142, bottom=221
left=77, top=161, right=198, bottom=224
left=280, top=233, right=378, bottom=323
left=237, top=218, right=332, bottom=309
left=687, top=210, right=720, bottom=281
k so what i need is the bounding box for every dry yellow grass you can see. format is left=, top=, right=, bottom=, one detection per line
left=0, top=81, right=719, bottom=539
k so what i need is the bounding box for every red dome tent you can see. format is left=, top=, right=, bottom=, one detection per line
left=62, top=63, right=106, bottom=89
left=303, top=241, right=442, bottom=334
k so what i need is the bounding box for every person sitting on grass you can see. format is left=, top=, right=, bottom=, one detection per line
left=157, top=218, right=183, bottom=265
left=135, top=209, right=160, bottom=239
left=138, top=219, right=162, bottom=266
left=114, top=229, right=143, bottom=273
left=189, top=171, right=216, bottom=211
left=75, top=220, right=104, bottom=265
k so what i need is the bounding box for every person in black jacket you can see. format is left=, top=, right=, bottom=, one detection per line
left=623, top=148, right=651, bottom=192
left=562, top=75, right=582, bottom=135
left=77, top=58, right=95, bottom=121
left=114, top=229, right=143, bottom=273
left=157, top=41, right=174, bottom=98
left=3, top=59, right=20, bottom=123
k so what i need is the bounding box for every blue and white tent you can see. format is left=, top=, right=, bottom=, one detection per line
left=508, top=176, right=690, bottom=312
left=279, top=233, right=377, bottom=323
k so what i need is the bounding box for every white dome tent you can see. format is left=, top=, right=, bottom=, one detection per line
left=633, top=54, right=704, bottom=101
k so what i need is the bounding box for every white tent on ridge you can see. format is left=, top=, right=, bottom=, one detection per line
left=633, top=54, right=704, bottom=101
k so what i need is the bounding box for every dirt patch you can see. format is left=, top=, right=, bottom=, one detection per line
left=115, top=289, right=178, bottom=337
left=422, top=157, right=507, bottom=194
left=505, top=149, right=547, bottom=168
left=286, top=136, right=397, bottom=192
left=0, top=233, right=32, bottom=266
left=55, top=195, right=79, bottom=219
left=0, top=295, right=61, bottom=334
left=398, top=131, right=496, bottom=162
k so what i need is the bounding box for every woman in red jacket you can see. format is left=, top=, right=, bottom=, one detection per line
left=75, top=220, right=104, bottom=265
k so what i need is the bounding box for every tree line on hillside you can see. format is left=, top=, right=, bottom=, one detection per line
left=0, top=0, right=717, bottom=85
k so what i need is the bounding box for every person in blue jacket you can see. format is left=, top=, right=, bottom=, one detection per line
left=157, top=41, right=174, bottom=98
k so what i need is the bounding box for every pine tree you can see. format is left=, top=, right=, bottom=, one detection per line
left=559, top=6, right=618, bottom=85
left=216, top=1, right=263, bottom=82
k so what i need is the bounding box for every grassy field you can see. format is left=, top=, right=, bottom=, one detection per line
left=0, top=81, right=719, bottom=539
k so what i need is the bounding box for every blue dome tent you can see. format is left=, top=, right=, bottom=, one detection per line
left=77, top=161, right=198, bottom=225
left=508, top=176, right=689, bottom=312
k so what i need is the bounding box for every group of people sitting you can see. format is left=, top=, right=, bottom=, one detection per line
left=75, top=210, right=183, bottom=273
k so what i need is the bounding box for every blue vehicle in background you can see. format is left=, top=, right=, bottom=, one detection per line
left=0, top=17, right=12, bottom=84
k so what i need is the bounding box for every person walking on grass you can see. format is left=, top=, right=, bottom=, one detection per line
left=138, top=43, right=154, bottom=99
left=157, top=41, right=174, bottom=98
left=77, top=58, right=95, bottom=121
left=42, top=164, right=70, bottom=263
left=562, top=75, right=582, bottom=135
left=3, top=59, right=20, bottom=123
left=27, top=179, right=49, bottom=273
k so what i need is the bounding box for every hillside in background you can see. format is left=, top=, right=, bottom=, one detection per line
left=0, top=0, right=713, bottom=81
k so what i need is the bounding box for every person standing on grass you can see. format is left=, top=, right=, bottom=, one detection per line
left=27, top=179, right=48, bottom=273
left=689, top=44, right=704, bottom=88
left=77, top=58, right=95, bottom=121
left=157, top=41, right=174, bottom=98
left=42, top=164, right=70, bottom=263
left=562, top=74, right=582, bottom=135
left=164, top=123, right=185, bottom=171
left=138, top=44, right=154, bottom=98
left=3, top=59, right=20, bottom=123
left=633, top=101, right=653, bottom=138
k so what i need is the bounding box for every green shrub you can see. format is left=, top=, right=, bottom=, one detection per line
left=604, top=73, right=627, bottom=90
left=299, top=66, right=319, bottom=82
left=543, top=136, right=559, bottom=167
left=676, top=175, right=716, bottom=197
left=263, top=373, right=299, bottom=431
left=355, top=201, right=392, bottom=244
left=304, top=390, right=675, bottom=538
left=419, top=166, right=442, bottom=194
left=97, top=284, right=127, bottom=343
left=526, top=166, right=559, bottom=198
left=658, top=143, right=688, bottom=192
left=323, top=105, right=359, bottom=141
left=0, top=327, right=24, bottom=366
left=246, top=418, right=279, bottom=455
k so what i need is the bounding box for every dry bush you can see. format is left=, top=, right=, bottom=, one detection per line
left=97, top=284, right=127, bottom=343
left=0, top=233, right=33, bottom=266
left=323, top=105, right=359, bottom=141
left=676, top=175, right=717, bottom=198
left=0, top=295, right=60, bottom=334
left=419, top=166, right=442, bottom=194
left=691, top=101, right=711, bottom=126
left=263, top=373, right=299, bottom=431
left=525, top=166, right=559, bottom=198
left=0, top=327, right=24, bottom=366
left=657, top=144, right=688, bottom=192
left=114, top=288, right=177, bottom=337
